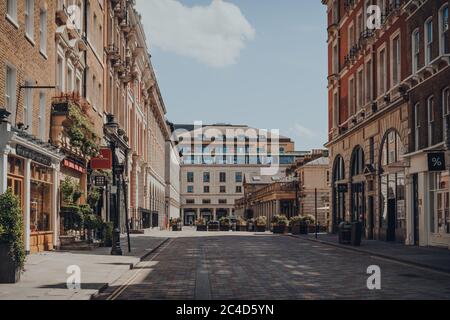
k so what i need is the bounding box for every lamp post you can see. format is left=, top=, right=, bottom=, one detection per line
left=105, top=115, right=123, bottom=256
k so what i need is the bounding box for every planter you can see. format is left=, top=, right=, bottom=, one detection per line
left=220, top=225, right=230, bottom=232
left=256, top=225, right=266, bottom=233
left=291, top=223, right=309, bottom=235
left=273, top=225, right=288, bottom=234
left=0, top=243, right=21, bottom=284
left=247, top=224, right=255, bottom=232
left=197, top=225, right=207, bottom=232
left=208, top=224, right=219, bottom=232
left=172, top=225, right=182, bottom=232
left=59, top=235, right=76, bottom=246
left=236, top=225, right=247, bottom=232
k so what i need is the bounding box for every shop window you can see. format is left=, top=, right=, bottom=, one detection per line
left=351, top=147, right=365, bottom=177
left=30, top=164, right=53, bottom=233
left=429, top=172, right=450, bottom=234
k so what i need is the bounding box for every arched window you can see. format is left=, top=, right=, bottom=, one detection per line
left=440, top=4, right=449, bottom=55
left=333, top=156, right=345, bottom=182
left=351, top=146, right=365, bottom=177
left=380, top=130, right=404, bottom=167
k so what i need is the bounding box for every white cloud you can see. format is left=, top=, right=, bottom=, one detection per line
left=136, top=0, right=255, bottom=68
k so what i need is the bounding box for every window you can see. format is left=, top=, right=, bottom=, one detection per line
left=219, top=199, right=227, bottom=205
left=186, top=199, right=195, bottom=204
left=202, top=199, right=211, bottom=205
left=333, top=43, right=339, bottom=74
left=440, top=5, right=449, bottom=54
left=443, top=88, right=450, bottom=142
left=236, top=186, right=242, bottom=193
left=219, top=172, right=226, bottom=183
left=429, top=172, right=450, bottom=234
left=39, top=9, right=47, bottom=55
left=428, top=97, right=435, bottom=146
left=378, top=48, right=386, bottom=95
left=333, top=0, right=339, bottom=24
left=7, top=0, right=17, bottom=23
left=39, top=92, right=46, bottom=141
left=24, top=80, right=33, bottom=133
left=333, top=92, right=339, bottom=128
left=348, top=23, right=355, bottom=53
left=351, top=147, right=365, bottom=177
left=235, top=172, right=243, bottom=183
left=365, top=60, right=372, bottom=104
left=203, top=172, right=210, bottom=183
left=357, top=69, right=364, bottom=109
left=57, top=56, right=64, bottom=92
left=5, top=65, right=17, bottom=120
left=203, top=186, right=210, bottom=193
left=25, top=0, right=35, bottom=40
left=220, top=186, right=226, bottom=193
left=412, top=30, right=420, bottom=73
left=187, top=185, right=194, bottom=193
left=349, top=77, right=355, bottom=116
left=392, top=35, right=401, bottom=86
left=425, top=18, right=433, bottom=64
left=67, top=67, right=73, bottom=92
left=187, top=172, right=194, bottom=183
left=414, top=103, right=420, bottom=151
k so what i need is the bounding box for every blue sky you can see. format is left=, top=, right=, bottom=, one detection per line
left=136, top=0, right=328, bottom=151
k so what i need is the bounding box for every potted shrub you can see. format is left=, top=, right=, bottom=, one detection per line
left=272, top=215, right=289, bottom=234
left=196, top=218, right=207, bottom=232
left=208, top=220, right=219, bottom=231
left=0, top=190, right=26, bottom=283
left=219, top=217, right=231, bottom=231
left=255, top=216, right=267, bottom=232
left=236, top=217, right=247, bottom=231
left=290, top=216, right=305, bottom=235
left=303, top=214, right=316, bottom=234
left=102, top=222, right=113, bottom=247
left=171, top=218, right=182, bottom=231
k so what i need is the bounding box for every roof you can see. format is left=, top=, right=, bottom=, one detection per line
left=244, top=173, right=283, bottom=185
left=303, top=157, right=329, bottom=167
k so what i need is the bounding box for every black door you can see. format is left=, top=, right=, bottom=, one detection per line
left=387, top=199, right=396, bottom=242
left=413, top=174, right=420, bottom=245
left=368, top=196, right=374, bottom=239
left=152, top=212, right=159, bottom=228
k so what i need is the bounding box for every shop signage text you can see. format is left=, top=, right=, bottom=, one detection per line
left=91, top=148, right=113, bottom=170
left=63, top=159, right=86, bottom=174
left=16, top=145, right=52, bottom=167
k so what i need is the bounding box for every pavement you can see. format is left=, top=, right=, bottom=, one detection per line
left=291, top=233, right=450, bottom=274
left=0, top=231, right=168, bottom=300
left=95, top=229, right=450, bottom=300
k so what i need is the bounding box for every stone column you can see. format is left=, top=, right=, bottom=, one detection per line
left=52, top=163, right=60, bottom=249
left=24, top=159, right=31, bottom=255
left=0, top=149, right=9, bottom=194
left=213, top=208, right=217, bottom=221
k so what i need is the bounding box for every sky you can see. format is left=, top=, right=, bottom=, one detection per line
left=135, top=0, right=328, bottom=151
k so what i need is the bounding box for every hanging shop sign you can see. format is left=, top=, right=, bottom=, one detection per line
left=90, top=148, right=113, bottom=170
left=16, top=145, right=52, bottom=167
left=428, top=152, right=446, bottom=172
left=94, top=175, right=107, bottom=187
left=63, top=158, right=86, bottom=174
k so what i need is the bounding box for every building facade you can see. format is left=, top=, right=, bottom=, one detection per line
left=174, top=124, right=298, bottom=225
left=323, top=0, right=410, bottom=242
left=403, top=0, right=450, bottom=248
left=165, top=122, right=181, bottom=222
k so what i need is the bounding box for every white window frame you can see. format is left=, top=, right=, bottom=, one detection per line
left=390, top=31, right=401, bottom=87
left=67, top=65, right=74, bottom=92
left=39, top=92, right=46, bottom=141
left=414, top=103, right=420, bottom=151
left=439, top=4, right=449, bottom=55
left=56, top=53, right=65, bottom=92
left=6, top=0, right=18, bottom=26
left=349, top=76, right=355, bottom=116
left=5, top=64, right=17, bottom=121
left=428, top=96, right=435, bottom=147
left=24, top=79, right=34, bottom=133
left=356, top=67, right=364, bottom=110
left=39, top=9, right=48, bottom=56
left=365, top=58, right=373, bottom=104
left=348, top=22, right=355, bottom=54
left=425, top=18, right=433, bottom=65
left=412, top=29, right=420, bottom=73
left=25, top=0, right=35, bottom=42
left=333, top=90, right=339, bottom=129
left=443, top=88, right=450, bottom=142
left=377, top=45, right=387, bottom=97
left=332, top=40, right=339, bottom=75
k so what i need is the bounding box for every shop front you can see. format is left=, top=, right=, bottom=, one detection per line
left=1, top=121, right=62, bottom=254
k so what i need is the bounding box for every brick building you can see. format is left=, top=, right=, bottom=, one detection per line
left=402, top=0, right=450, bottom=248
left=323, top=0, right=410, bottom=242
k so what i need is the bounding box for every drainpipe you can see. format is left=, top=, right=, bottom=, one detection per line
left=83, top=0, right=88, bottom=99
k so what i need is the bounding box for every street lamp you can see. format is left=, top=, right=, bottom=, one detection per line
left=105, top=114, right=123, bottom=256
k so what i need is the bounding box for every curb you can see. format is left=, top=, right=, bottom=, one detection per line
left=90, top=237, right=170, bottom=300
left=288, top=234, right=450, bottom=276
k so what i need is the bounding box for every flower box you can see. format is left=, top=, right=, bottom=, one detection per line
left=256, top=225, right=266, bottom=233
left=0, top=243, right=21, bottom=284
left=197, top=225, right=207, bottom=232
left=272, top=225, right=288, bottom=234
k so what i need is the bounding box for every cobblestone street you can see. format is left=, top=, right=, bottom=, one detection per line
left=96, top=232, right=450, bottom=300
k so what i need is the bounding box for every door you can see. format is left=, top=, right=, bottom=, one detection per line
left=412, top=174, right=420, bottom=245
left=368, top=196, right=374, bottom=240
left=387, top=199, right=396, bottom=242
left=351, top=183, right=365, bottom=223
left=152, top=212, right=159, bottom=228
